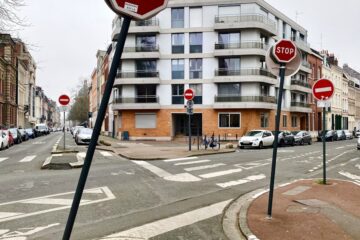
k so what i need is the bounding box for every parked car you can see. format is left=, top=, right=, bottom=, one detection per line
left=5, top=130, right=14, bottom=146
left=0, top=130, right=9, bottom=150
left=293, top=131, right=312, bottom=145
left=75, top=128, right=93, bottom=145
left=355, top=130, right=360, bottom=138
left=336, top=130, right=346, bottom=141
left=343, top=130, right=353, bottom=140
left=18, top=129, right=29, bottom=141
left=326, top=130, right=338, bottom=141
left=239, top=130, right=274, bottom=149
left=35, top=124, right=49, bottom=136
left=73, top=126, right=85, bottom=139
left=25, top=128, right=36, bottom=139
left=273, top=131, right=295, bottom=146
left=9, top=128, right=22, bottom=144
left=357, top=138, right=360, bottom=150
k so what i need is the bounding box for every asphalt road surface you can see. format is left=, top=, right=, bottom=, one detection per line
left=0, top=132, right=359, bottom=240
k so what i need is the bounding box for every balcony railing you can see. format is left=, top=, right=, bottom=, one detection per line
left=215, top=95, right=276, bottom=103
left=123, top=45, right=159, bottom=52
left=215, top=68, right=276, bottom=78
left=291, top=102, right=311, bottom=108
left=113, top=96, right=159, bottom=104
left=215, top=14, right=276, bottom=29
left=291, top=79, right=311, bottom=88
left=292, top=37, right=311, bottom=49
left=132, top=19, right=159, bottom=27
left=116, top=70, right=159, bottom=78
left=301, top=61, right=311, bottom=69
left=215, top=41, right=268, bottom=50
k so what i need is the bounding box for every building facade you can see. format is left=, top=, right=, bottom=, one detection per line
left=108, top=0, right=314, bottom=140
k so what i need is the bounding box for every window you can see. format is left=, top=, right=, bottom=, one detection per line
left=135, top=60, right=157, bottom=77
left=172, top=84, right=184, bottom=104
left=218, top=32, right=240, bottom=46
left=218, top=83, right=241, bottom=96
left=172, top=59, right=184, bottom=79
left=135, top=113, right=156, bottom=129
left=291, top=115, right=297, bottom=127
left=218, top=6, right=240, bottom=16
left=136, top=85, right=157, bottom=103
left=219, top=113, right=240, bottom=128
left=190, top=84, right=202, bottom=104
left=190, top=7, right=202, bottom=28
left=260, top=113, right=269, bottom=128
left=189, top=33, right=202, bottom=53
left=260, top=84, right=269, bottom=96
left=219, top=58, right=240, bottom=70
left=171, top=8, right=184, bottom=28
left=189, top=59, right=202, bottom=79
left=282, top=115, right=287, bottom=127
left=282, top=22, right=287, bottom=39
left=136, top=35, right=156, bottom=51
left=172, top=34, right=184, bottom=53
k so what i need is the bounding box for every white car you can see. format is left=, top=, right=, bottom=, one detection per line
left=357, top=138, right=360, bottom=150
left=356, top=130, right=360, bottom=138
left=344, top=130, right=353, bottom=140
left=0, top=130, right=9, bottom=150
left=239, top=130, right=274, bottom=149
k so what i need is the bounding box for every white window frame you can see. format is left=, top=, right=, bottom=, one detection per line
left=218, top=112, right=241, bottom=129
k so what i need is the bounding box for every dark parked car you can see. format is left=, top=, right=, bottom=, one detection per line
left=317, top=130, right=338, bottom=142
left=272, top=131, right=295, bottom=146
left=18, top=129, right=29, bottom=141
left=336, top=130, right=346, bottom=140
left=9, top=128, right=22, bottom=144
left=25, top=128, right=36, bottom=139
left=293, top=131, right=312, bottom=145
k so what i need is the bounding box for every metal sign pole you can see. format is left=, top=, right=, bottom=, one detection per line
left=267, top=63, right=286, bottom=218
left=62, top=16, right=131, bottom=240
left=63, top=110, right=66, bottom=149
left=188, top=109, right=192, bottom=151
left=323, top=106, right=326, bottom=184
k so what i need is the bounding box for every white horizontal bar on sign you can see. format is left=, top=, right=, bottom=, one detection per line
left=315, top=87, right=332, bottom=93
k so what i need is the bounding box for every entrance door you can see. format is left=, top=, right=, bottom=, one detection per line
left=173, top=113, right=202, bottom=137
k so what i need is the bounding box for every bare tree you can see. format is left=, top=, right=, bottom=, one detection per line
left=0, top=0, right=26, bottom=32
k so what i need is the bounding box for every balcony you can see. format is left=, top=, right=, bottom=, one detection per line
left=214, top=41, right=268, bottom=57
left=214, top=14, right=277, bottom=36
left=214, top=95, right=276, bottom=109
left=122, top=45, right=160, bottom=59
left=290, top=101, right=312, bottom=113
left=115, top=70, right=160, bottom=85
left=214, top=68, right=277, bottom=85
left=113, top=19, right=160, bottom=40
left=292, top=37, right=311, bottom=53
left=299, top=61, right=312, bottom=73
left=112, top=96, right=160, bottom=110
left=290, top=79, right=312, bottom=93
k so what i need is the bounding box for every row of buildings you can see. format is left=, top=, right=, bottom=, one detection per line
left=0, top=33, right=60, bottom=129
left=88, top=0, right=360, bottom=140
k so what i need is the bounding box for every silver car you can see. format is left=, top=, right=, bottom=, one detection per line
left=75, top=128, right=93, bottom=145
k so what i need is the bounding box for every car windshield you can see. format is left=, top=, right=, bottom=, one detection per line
left=37, top=126, right=47, bottom=130
left=295, top=132, right=303, bottom=136
left=80, top=129, right=93, bottom=135
left=25, top=129, right=33, bottom=133
left=245, top=131, right=263, bottom=137
left=325, top=131, right=333, bottom=136
left=9, top=129, right=17, bottom=134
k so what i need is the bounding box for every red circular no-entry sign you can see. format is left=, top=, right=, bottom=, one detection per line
left=272, top=39, right=297, bottom=63
left=105, top=0, right=169, bottom=20
left=58, top=95, right=70, bottom=106
left=312, top=79, right=334, bottom=101
left=184, top=89, right=195, bottom=101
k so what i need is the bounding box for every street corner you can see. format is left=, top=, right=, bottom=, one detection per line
left=230, top=178, right=360, bottom=240
left=41, top=152, right=81, bottom=170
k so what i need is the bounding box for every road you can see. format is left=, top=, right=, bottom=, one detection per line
left=0, top=132, right=359, bottom=239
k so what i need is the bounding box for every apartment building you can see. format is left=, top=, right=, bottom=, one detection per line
left=109, top=0, right=313, bottom=140
left=343, top=64, right=360, bottom=130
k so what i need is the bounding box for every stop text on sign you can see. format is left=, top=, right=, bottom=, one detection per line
left=275, top=46, right=295, bottom=55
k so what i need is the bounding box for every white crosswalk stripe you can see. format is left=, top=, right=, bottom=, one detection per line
left=199, top=168, right=243, bottom=179
left=184, top=163, right=226, bottom=172
left=99, top=151, right=112, bottom=157
left=0, top=158, right=8, bottom=163
left=174, top=160, right=210, bottom=166
left=216, top=174, right=266, bottom=188
left=19, top=155, right=36, bottom=163
left=164, top=157, right=198, bottom=162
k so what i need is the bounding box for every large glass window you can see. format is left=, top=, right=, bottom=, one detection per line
left=189, top=33, right=202, bottom=53
left=219, top=113, right=241, bottom=128
left=172, top=34, right=184, bottom=53
left=219, top=58, right=240, bottom=70
left=218, top=83, right=241, bottom=96
left=218, top=33, right=240, bottom=45
left=189, top=59, right=202, bottom=79
left=136, top=85, right=157, bottom=103
left=136, top=35, right=156, bottom=51
left=135, top=60, right=157, bottom=77
left=190, top=84, right=202, bottom=104
left=260, top=84, right=269, bottom=96
left=292, top=115, right=298, bottom=127
left=172, top=84, right=184, bottom=104
left=282, top=115, right=287, bottom=127
left=260, top=113, right=269, bottom=128
left=171, top=8, right=184, bottom=28
left=172, top=59, right=184, bottom=79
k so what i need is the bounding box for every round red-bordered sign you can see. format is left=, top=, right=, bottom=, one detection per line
left=58, top=95, right=70, bottom=106
left=184, top=89, right=195, bottom=101
left=312, top=79, right=334, bottom=101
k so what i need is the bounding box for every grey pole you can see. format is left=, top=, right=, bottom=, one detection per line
left=62, top=16, right=131, bottom=240
left=63, top=111, right=66, bottom=149
left=188, top=112, right=192, bottom=151
left=267, top=63, right=286, bottom=218
left=323, top=106, right=326, bottom=184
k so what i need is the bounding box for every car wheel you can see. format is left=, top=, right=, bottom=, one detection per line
left=300, top=140, right=304, bottom=145
left=308, top=140, right=312, bottom=145
left=240, top=146, right=244, bottom=149
left=280, top=140, right=285, bottom=147
left=0, top=143, right=3, bottom=150
left=259, top=142, right=263, bottom=149
left=291, top=140, right=295, bottom=146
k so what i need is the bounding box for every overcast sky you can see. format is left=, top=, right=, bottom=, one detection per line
left=16, top=0, right=360, bottom=102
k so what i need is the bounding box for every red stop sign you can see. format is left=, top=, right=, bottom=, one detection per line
left=312, top=79, right=334, bottom=101
left=273, top=39, right=297, bottom=63
left=58, top=95, right=70, bottom=106
left=105, top=0, right=169, bottom=20
left=184, top=89, right=195, bottom=101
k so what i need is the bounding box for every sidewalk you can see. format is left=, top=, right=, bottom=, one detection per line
left=223, top=179, right=360, bottom=240
left=98, top=135, right=236, bottom=160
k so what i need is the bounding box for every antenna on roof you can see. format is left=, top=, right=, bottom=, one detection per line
left=295, top=11, right=303, bottom=22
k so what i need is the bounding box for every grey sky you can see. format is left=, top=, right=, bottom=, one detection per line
left=16, top=0, right=360, bottom=102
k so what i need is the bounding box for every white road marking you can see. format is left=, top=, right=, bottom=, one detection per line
left=356, top=164, right=360, bottom=170
left=102, top=200, right=231, bottom=240
left=185, top=163, right=226, bottom=172
left=0, top=212, right=22, bottom=219
left=22, top=198, right=90, bottom=205
left=0, top=158, right=8, bottom=163
left=174, top=160, right=211, bottom=166
left=216, top=174, right=266, bottom=188
left=338, top=171, right=360, bottom=180
left=132, top=161, right=201, bottom=182
left=99, top=151, right=112, bottom=157
left=0, top=223, right=60, bottom=239
left=336, top=146, right=345, bottom=149
left=19, top=155, right=36, bottom=163
left=164, top=157, right=198, bottom=162
left=199, top=168, right=243, bottom=179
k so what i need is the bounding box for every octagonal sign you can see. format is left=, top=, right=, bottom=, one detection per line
left=105, top=0, right=169, bottom=20
left=272, top=39, right=297, bottom=63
